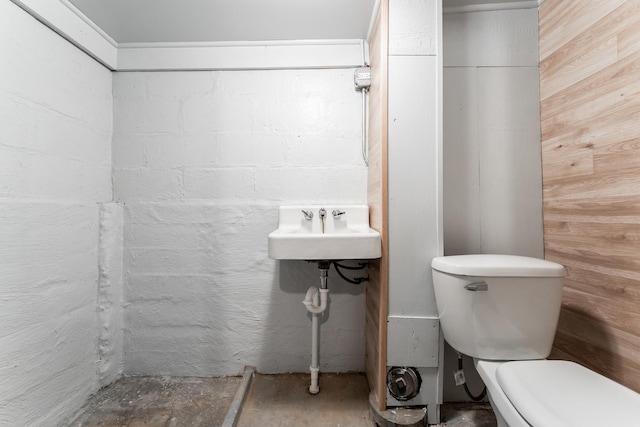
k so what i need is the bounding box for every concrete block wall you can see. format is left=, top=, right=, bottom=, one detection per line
left=113, top=69, right=368, bottom=376
left=1, top=4, right=371, bottom=424
left=0, top=2, right=121, bottom=426
left=98, top=203, right=125, bottom=386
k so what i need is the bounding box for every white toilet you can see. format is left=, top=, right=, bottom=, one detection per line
left=431, top=254, right=640, bottom=427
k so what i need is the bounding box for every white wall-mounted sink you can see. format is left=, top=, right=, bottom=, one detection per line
left=268, top=205, right=381, bottom=260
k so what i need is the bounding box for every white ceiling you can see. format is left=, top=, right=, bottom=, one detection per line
left=68, top=0, right=538, bottom=45
left=69, top=0, right=377, bottom=44
left=444, top=0, right=534, bottom=8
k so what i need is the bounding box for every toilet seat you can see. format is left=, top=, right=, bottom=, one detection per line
left=475, top=360, right=531, bottom=427
left=497, top=360, right=640, bottom=427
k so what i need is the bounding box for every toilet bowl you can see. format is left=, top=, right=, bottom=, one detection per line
left=431, top=254, right=640, bottom=427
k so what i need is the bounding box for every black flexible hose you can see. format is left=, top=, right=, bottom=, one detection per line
left=331, top=262, right=368, bottom=284
left=333, top=261, right=368, bottom=270
left=458, top=354, right=487, bottom=402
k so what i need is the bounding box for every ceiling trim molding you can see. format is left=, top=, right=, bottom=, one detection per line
left=443, top=1, right=539, bottom=14
left=116, top=40, right=366, bottom=71
left=12, top=0, right=367, bottom=71
left=11, top=0, right=118, bottom=69
left=118, top=39, right=364, bottom=50
left=366, top=0, right=382, bottom=42
left=59, top=0, right=117, bottom=47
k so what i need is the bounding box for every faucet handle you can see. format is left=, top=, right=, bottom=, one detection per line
left=332, top=209, right=345, bottom=219
left=301, top=210, right=313, bottom=221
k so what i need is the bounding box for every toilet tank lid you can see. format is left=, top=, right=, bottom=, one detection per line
left=496, top=360, right=640, bottom=427
left=431, top=254, right=566, bottom=277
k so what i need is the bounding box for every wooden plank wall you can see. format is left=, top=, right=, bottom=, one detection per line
left=366, top=0, right=389, bottom=412
left=539, top=0, right=640, bottom=392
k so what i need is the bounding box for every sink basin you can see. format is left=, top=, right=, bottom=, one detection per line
left=268, top=205, right=381, bottom=260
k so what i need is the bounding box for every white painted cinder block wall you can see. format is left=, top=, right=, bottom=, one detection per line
left=112, top=70, right=368, bottom=375
left=0, top=2, right=123, bottom=426
left=2, top=2, right=369, bottom=423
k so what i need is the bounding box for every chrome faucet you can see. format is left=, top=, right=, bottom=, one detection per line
left=301, top=209, right=313, bottom=221
left=319, top=208, right=326, bottom=234
left=332, top=209, right=345, bottom=219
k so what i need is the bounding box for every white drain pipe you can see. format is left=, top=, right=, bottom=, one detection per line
left=303, top=286, right=329, bottom=314
left=303, top=267, right=329, bottom=394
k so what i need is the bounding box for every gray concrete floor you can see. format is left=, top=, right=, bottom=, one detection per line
left=68, top=376, right=241, bottom=426
left=68, top=373, right=496, bottom=426
left=437, top=403, right=496, bottom=427
left=238, top=373, right=371, bottom=427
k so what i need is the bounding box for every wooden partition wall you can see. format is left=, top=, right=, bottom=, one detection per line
left=365, top=0, right=389, bottom=412
left=539, top=0, right=640, bottom=392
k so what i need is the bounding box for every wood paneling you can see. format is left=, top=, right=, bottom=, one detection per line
left=540, top=0, right=640, bottom=393
left=538, top=0, right=626, bottom=61
left=366, top=0, right=389, bottom=412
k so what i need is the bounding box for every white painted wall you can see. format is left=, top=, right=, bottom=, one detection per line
left=0, top=2, right=121, bottom=426
left=386, top=1, right=443, bottom=418
left=98, top=204, right=125, bottom=386
left=442, top=7, right=542, bottom=401
left=443, top=8, right=542, bottom=257
left=112, top=69, right=368, bottom=375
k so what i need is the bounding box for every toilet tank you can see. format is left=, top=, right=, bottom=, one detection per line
left=431, top=255, right=566, bottom=360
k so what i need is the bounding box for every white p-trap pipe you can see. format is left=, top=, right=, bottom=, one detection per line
left=303, top=286, right=329, bottom=394
left=303, top=287, right=329, bottom=314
